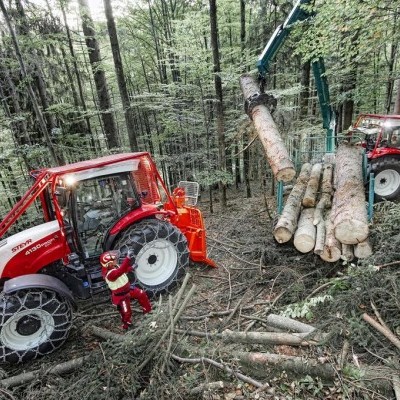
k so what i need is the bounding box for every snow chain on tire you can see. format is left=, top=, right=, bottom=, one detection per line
left=0, top=289, right=73, bottom=363
left=114, top=219, right=189, bottom=297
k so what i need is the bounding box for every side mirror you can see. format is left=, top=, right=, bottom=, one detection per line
left=55, top=186, right=67, bottom=208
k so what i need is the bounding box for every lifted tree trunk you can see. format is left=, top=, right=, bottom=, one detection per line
left=240, top=74, right=295, bottom=182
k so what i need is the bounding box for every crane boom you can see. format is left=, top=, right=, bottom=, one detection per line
left=257, top=0, right=335, bottom=152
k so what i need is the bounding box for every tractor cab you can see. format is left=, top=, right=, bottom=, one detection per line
left=350, top=114, right=400, bottom=158
left=60, top=171, right=141, bottom=258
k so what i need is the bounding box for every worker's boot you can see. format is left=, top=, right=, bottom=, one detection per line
left=118, top=299, right=133, bottom=330
left=130, top=287, right=152, bottom=314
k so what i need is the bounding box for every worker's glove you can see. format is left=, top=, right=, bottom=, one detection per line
left=131, top=262, right=138, bottom=271
left=125, top=250, right=137, bottom=269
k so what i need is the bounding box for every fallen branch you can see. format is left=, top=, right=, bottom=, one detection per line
left=180, top=306, right=255, bottom=321
left=236, top=351, right=336, bottom=381
left=222, top=329, right=321, bottom=346
left=91, top=325, right=126, bottom=342
left=265, top=313, right=316, bottom=333
left=190, top=381, right=225, bottom=395
left=362, top=313, right=400, bottom=351
left=139, top=284, right=197, bottom=370
left=374, top=260, right=400, bottom=271
left=0, top=356, right=89, bottom=388
left=171, top=353, right=264, bottom=388
left=393, top=373, right=400, bottom=400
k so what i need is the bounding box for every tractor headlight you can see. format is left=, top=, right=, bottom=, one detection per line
left=64, top=175, right=76, bottom=187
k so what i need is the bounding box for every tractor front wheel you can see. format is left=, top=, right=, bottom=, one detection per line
left=0, top=289, right=73, bottom=363
left=370, top=157, right=400, bottom=201
left=114, top=219, right=189, bottom=296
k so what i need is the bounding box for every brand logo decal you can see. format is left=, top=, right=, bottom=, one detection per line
left=12, top=239, right=32, bottom=253
left=24, top=235, right=59, bottom=256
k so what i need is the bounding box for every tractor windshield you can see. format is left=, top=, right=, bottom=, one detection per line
left=66, top=173, right=139, bottom=257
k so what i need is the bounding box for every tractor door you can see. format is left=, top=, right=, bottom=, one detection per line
left=65, top=173, right=141, bottom=258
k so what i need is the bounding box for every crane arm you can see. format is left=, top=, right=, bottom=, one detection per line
left=256, top=0, right=335, bottom=151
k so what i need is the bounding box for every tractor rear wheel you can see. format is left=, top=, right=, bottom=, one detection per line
left=114, top=219, right=189, bottom=296
left=370, top=157, right=400, bottom=201
left=0, top=289, right=73, bottom=363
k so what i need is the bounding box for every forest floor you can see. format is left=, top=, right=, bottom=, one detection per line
left=1, top=184, right=399, bottom=400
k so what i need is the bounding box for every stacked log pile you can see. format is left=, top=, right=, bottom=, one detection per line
left=273, top=143, right=371, bottom=262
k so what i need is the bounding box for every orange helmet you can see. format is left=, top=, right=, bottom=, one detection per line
left=100, top=250, right=120, bottom=268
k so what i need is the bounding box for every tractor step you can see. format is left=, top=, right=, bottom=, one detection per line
left=85, top=263, right=108, bottom=295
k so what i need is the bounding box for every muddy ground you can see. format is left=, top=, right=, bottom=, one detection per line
left=1, top=184, right=398, bottom=400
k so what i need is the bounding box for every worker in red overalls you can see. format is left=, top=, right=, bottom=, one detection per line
left=100, top=250, right=152, bottom=330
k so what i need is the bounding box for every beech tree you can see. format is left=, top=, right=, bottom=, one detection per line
left=78, top=0, right=119, bottom=149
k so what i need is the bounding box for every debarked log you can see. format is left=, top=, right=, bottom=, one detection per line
left=341, top=243, right=354, bottom=262
left=265, top=314, right=316, bottom=333
left=274, top=163, right=312, bottom=243
left=354, top=238, right=373, bottom=259
left=314, top=220, right=326, bottom=255
left=333, top=144, right=369, bottom=244
left=302, top=163, right=322, bottom=207
left=240, top=74, right=295, bottom=182
left=222, top=329, right=322, bottom=346
left=0, top=356, right=89, bottom=388
left=320, top=210, right=341, bottom=262
left=294, top=207, right=316, bottom=253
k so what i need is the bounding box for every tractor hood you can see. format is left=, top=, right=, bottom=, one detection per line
left=0, top=221, right=65, bottom=278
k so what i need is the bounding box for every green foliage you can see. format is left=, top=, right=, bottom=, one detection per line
left=281, top=294, right=333, bottom=320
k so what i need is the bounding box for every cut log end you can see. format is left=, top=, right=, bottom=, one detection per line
left=276, top=168, right=296, bottom=183
left=334, top=220, right=369, bottom=245
left=273, top=227, right=292, bottom=243
left=320, top=246, right=342, bottom=263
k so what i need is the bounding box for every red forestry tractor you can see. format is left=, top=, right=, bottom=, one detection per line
left=0, top=152, right=215, bottom=363
left=348, top=114, right=400, bottom=201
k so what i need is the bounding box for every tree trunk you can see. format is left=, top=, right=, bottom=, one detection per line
left=78, top=0, right=119, bottom=149
left=0, top=0, right=59, bottom=164
left=320, top=163, right=333, bottom=208
left=237, top=352, right=336, bottom=381
left=265, top=314, right=315, bottom=333
left=103, top=0, right=139, bottom=151
left=222, top=330, right=319, bottom=346
left=333, top=144, right=369, bottom=244
left=209, top=0, right=227, bottom=208
left=299, top=60, right=311, bottom=117
left=320, top=211, right=341, bottom=262
left=273, top=163, right=311, bottom=243
left=240, top=74, right=295, bottom=182
left=394, top=79, right=400, bottom=114
left=302, top=163, right=322, bottom=207
left=60, top=3, right=93, bottom=137
left=314, top=220, right=326, bottom=255
left=294, top=208, right=316, bottom=253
